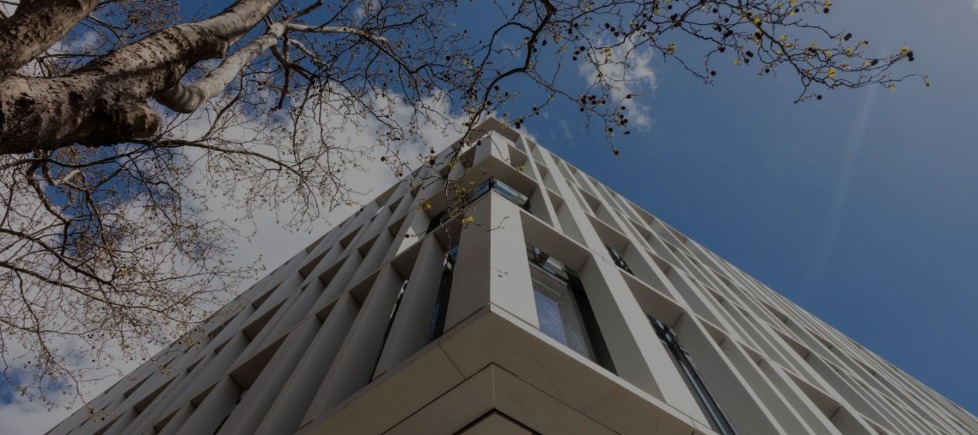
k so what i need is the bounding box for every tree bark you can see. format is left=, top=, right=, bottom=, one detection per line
left=156, top=22, right=287, bottom=113
left=0, top=0, right=280, bottom=154
left=0, top=0, right=100, bottom=80
left=0, top=76, right=160, bottom=153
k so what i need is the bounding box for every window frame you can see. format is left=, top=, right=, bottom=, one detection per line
left=528, top=246, right=616, bottom=373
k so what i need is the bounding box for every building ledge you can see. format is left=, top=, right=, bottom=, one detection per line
left=302, top=306, right=708, bottom=435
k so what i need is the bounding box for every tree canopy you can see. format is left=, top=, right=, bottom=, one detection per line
left=0, top=0, right=921, bottom=403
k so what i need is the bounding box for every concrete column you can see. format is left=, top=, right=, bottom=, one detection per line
left=758, top=361, right=842, bottom=434
left=386, top=183, right=414, bottom=224
left=472, top=132, right=495, bottom=164
left=310, top=251, right=364, bottom=313
left=350, top=227, right=395, bottom=284
left=246, top=276, right=325, bottom=355
left=536, top=151, right=709, bottom=420
left=123, top=360, right=203, bottom=434
left=244, top=274, right=301, bottom=328
left=302, top=265, right=406, bottom=424
left=219, top=316, right=322, bottom=434
left=169, top=333, right=249, bottom=407
left=255, top=293, right=359, bottom=435
left=417, top=171, right=446, bottom=204
left=157, top=403, right=194, bottom=435
left=718, top=339, right=816, bottom=434
left=306, top=243, right=346, bottom=280
left=444, top=194, right=539, bottom=331
left=230, top=283, right=312, bottom=370
left=100, top=409, right=138, bottom=435
left=673, top=315, right=786, bottom=434
left=382, top=207, right=429, bottom=263
left=485, top=195, right=539, bottom=327
left=487, top=131, right=513, bottom=162
left=125, top=328, right=246, bottom=435
left=201, top=304, right=256, bottom=355
left=525, top=184, right=555, bottom=227
left=575, top=257, right=707, bottom=421
left=443, top=196, right=491, bottom=330
left=175, top=377, right=242, bottom=434
left=373, top=236, right=447, bottom=377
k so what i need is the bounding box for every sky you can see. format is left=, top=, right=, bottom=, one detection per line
left=3, top=0, right=978, bottom=433
left=543, top=0, right=978, bottom=418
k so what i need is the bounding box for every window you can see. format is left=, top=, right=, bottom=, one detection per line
left=426, top=178, right=531, bottom=234
left=426, top=208, right=450, bottom=234
left=427, top=245, right=459, bottom=342
left=381, top=280, right=409, bottom=346
left=605, top=245, right=632, bottom=274
left=649, top=316, right=735, bottom=435
left=371, top=279, right=410, bottom=380
left=490, top=178, right=531, bottom=211
left=528, top=247, right=614, bottom=372
left=531, top=264, right=594, bottom=360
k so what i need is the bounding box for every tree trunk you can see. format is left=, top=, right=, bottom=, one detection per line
left=0, top=76, right=161, bottom=153
left=156, top=22, right=287, bottom=113
left=0, top=0, right=100, bottom=80
left=0, top=0, right=280, bottom=154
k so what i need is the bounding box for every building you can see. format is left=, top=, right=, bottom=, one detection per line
left=50, top=119, right=978, bottom=434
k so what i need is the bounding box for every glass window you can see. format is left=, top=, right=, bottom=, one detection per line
left=528, top=247, right=614, bottom=372
left=426, top=178, right=531, bottom=234
left=531, top=264, right=595, bottom=360
left=534, top=291, right=567, bottom=343
left=491, top=178, right=531, bottom=211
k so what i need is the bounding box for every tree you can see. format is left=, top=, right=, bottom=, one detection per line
left=0, top=0, right=921, bottom=403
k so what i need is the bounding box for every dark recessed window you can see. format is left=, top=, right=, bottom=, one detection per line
left=605, top=245, right=632, bottom=274
left=426, top=208, right=450, bottom=234
left=427, top=245, right=459, bottom=343
left=649, top=316, right=735, bottom=435
left=381, top=280, right=409, bottom=346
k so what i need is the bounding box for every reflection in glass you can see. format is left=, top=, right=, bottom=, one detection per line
left=531, top=264, right=595, bottom=360
left=527, top=247, right=614, bottom=372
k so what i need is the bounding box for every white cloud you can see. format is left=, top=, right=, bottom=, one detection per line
left=973, top=0, right=978, bottom=12
left=176, top=89, right=465, bottom=273
left=0, top=398, right=74, bottom=435
left=578, top=37, right=657, bottom=130
left=0, top=339, right=147, bottom=434
left=558, top=119, right=577, bottom=147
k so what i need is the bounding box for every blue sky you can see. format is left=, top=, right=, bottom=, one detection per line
left=530, top=0, right=978, bottom=415
left=0, top=371, right=19, bottom=405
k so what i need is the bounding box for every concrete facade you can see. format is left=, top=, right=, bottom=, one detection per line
left=51, top=120, right=978, bottom=434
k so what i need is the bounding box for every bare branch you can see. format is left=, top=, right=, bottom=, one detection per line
left=285, top=23, right=388, bottom=42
